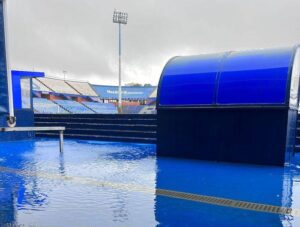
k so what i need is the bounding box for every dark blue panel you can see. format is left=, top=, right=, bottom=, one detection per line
left=0, top=1, right=8, bottom=120
left=157, top=108, right=289, bottom=166
left=217, top=48, right=294, bottom=105
left=159, top=54, right=224, bottom=106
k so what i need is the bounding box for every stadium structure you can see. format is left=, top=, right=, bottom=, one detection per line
left=30, top=75, right=157, bottom=115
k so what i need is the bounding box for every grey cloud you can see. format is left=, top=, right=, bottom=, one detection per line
left=7, top=0, right=300, bottom=85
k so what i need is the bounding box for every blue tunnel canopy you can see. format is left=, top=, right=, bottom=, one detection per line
left=158, top=47, right=300, bottom=108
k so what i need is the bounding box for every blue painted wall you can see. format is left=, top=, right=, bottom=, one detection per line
left=12, top=70, right=44, bottom=109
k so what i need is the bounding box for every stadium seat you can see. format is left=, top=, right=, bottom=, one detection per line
left=82, top=102, right=118, bottom=114
left=55, top=100, right=94, bottom=114
left=122, top=106, right=144, bottom=114
left=33, top=98, right=69, bottom=114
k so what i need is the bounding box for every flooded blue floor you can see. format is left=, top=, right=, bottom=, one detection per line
left=0, top=139, right=299, bottom=226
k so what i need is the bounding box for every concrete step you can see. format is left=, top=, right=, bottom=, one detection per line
left=35, top=117, right=156, bottom=125
left=36, top=132, right=157, bottom=144
left=35, top=121, right=157, bottom=131
left=35, top=113, right=157, bottom=120
left=62, top=128, right=156, bottom=138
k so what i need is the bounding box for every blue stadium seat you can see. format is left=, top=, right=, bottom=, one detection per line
left=33, top=98, right=68, bottom=114
left=82, top=102, right=118, bottom=114
left=55, top=100, right=94, bottom=114
left=122, top=106, right=144, bottom=114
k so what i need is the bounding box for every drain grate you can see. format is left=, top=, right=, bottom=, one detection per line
left=156, top=189, right=296, bottom=216
left=0, top=166, right=299, bottom=217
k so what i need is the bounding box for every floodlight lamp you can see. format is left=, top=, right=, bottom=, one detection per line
left=113, top=10, right=128, bottom=25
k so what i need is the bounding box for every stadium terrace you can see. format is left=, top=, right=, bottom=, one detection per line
left=30, top=75, right=157, bottom=114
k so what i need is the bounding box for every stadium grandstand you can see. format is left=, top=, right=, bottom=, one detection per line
left=147, top=87, right=157, bottom=105
left=32, top=75, right=157, bottom=114
left=66, top=80, right=99, bottom=97
left=32, top=78, right=52, bottom=92
left=36, top=77, right=79, bottom=95
left=92, top=85, right=155, bottom=103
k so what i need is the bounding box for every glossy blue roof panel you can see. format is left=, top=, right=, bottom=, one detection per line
left=158, top=47, right=297, bottom=107
left=217, top=48, right=295, bottom=105
left=159, top=53, right=224, bottom=106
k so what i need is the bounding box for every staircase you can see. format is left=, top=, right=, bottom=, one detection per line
left=34, top=114, right=157, bottom=144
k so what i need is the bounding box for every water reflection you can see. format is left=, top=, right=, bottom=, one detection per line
left=154, top=155, right=300, bottom=226
left=58, top=153, right=65, bottom=175
left=0, top=179, right=15, bottom=225
left=0, top=141, right=48, bottom=226
left=281, top=158, right=300, bottom=226
left=111, top=191, right=129, bottom=223
left=0, top=139, right=157, bottom=227
left=0, top=139, right=299, bottom=226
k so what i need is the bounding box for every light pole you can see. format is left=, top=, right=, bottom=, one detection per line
left=113, top=10, right=128, bottom=113
left=3, top=0, right=16, bottom=127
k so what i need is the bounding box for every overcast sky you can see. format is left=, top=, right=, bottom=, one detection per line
left=6, top=0, right=300, bottom=85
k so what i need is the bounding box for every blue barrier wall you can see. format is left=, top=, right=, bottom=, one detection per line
left=157, top=47, right=300, bottom=166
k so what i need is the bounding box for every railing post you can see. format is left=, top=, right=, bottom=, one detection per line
left=59, top=130, right=64, bottom=153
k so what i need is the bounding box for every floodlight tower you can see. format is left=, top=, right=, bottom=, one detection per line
left=113, top=10, right=128, bottom=113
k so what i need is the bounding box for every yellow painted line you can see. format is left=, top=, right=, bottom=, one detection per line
left=1, top=166, right=300, bottom=217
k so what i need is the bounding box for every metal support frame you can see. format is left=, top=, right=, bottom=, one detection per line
left=0, top=126, right=65, bottom=152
